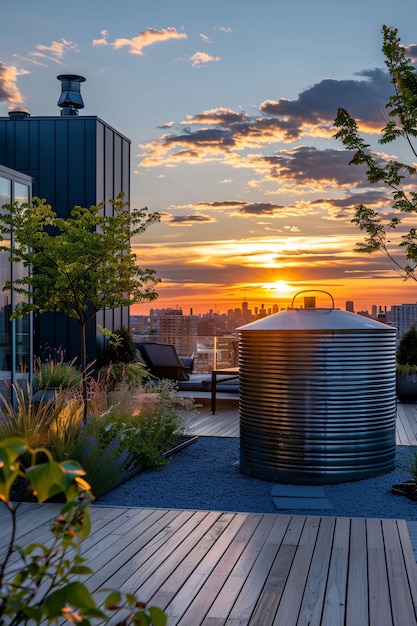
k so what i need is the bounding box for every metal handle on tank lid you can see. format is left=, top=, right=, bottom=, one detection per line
left=290, top=290, right=335, bottom=309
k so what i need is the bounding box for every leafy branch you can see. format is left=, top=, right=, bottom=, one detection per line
left=334, top=25, right=417, bottom=281
left=0, top=438, right=167, bottom=625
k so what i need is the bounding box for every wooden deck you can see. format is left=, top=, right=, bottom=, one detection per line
left=3, top=400, right=417, bottom=625
left=183, top=397, right=417, bottom=444
left=2, top=502, right=417, bottom=625
left=182, top=397, right=240, bottom=437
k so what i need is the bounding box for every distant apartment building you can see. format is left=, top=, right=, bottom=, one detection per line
left=346, top=301, right=354, bottom=313
left=150, top=308, right=198, bottom=356
left=389, top=303, right=417, bottom=343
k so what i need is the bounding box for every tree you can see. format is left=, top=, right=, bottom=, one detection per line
left=0, top=193, right=160, bottom=422
left=334, top=25, right=417, bottom=280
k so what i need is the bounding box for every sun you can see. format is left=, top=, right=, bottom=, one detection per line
left=263, top=280, right=293, bottom=295
left=271, top=280, right=293, bottom=294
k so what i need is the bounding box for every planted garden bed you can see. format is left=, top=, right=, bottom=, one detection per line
left=1, top=375, right=198, bottom=500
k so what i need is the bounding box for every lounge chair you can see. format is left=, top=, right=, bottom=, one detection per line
left=135, top=342, right=239, bottom=412
left=135, top=342, right=193, bottom=381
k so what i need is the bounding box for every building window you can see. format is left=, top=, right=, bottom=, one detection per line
left=0, top=167, right=32, bottom=401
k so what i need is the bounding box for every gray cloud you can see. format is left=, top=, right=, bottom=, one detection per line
left=184, top=109, right=250, bottom=125
left=260, top=69, right=392, bottom=126
left=317, top=190, right=389, bottom=210
left=262, top=146, right=369, bottom=186
left=235, top=202, right=287, bottom=215
left=169, top=214, right=215, bottom=224
left=195, top=200, right=285, bottom=214
left=165, top=127, right=235, bottom=148
left=406, top=44, right=417, bottom=61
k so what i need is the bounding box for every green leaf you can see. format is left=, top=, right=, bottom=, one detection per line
left=45, top=581, right=101, bottom=616
left=69, top=565, right=93, bottom=576
left=0, top=438, right=28, bottom=502
left=0, top=437, right=28, bottom=460
left=104, top=590, right=122, bottom=609
left=26, top=458, right=89, bottom=502
left=148, top=606, right=168, bottom=625
left=26, top=461, right=69, bottom=502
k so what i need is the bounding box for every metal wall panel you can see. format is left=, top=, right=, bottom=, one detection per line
left=0, top=114, right=131, bottom=365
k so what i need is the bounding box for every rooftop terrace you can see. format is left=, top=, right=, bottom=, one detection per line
left=2, top=399, right=417, bottom=625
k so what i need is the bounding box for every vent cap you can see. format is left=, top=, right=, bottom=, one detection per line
left=57, top=74, right=86, bottom=116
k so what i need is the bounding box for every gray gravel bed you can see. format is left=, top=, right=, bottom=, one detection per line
left=96, top=438, right=417, bottom=520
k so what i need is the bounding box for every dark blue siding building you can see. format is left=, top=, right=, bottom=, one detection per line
left=0, top=75, right=131, bottom=366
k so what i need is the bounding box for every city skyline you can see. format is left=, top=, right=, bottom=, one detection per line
left=1, top=3, right=417, bottom=314
left=133, top=295, right=399, bottom=318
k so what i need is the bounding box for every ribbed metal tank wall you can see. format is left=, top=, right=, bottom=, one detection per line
left=239, top=305, right=397, bottom=484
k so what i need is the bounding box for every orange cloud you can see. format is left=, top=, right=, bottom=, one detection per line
left=14, top=39, right=78, bottom=68
left=92, top=30, right=109, bottom=46
left=112, top=27, right=187, bottom=56
left=34, top=40, right=76, bottom=58
left=0, top=61, right=28, bottom=105
left=190, top=51, right=221, bottom=67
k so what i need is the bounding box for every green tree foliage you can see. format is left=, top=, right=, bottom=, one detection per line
left=104, top=325, right=137, bottom=364
left=397, top=324, right=417, bottom=366
left=0, top=193, right=160, bottom=421
left=334, top=25, right=417, bottom=279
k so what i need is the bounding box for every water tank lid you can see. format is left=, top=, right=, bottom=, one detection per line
left=238, top=308, right=396, bottom=332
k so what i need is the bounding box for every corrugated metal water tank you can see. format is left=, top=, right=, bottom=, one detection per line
left=238, top=298, right=397, bottom=484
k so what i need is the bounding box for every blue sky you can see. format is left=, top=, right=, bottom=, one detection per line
left=2, top=1, right=417, bottom=313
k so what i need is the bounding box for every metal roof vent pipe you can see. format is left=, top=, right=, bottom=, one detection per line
left=8, top=110, right=30, bottom=120
left=57, top=74, right=85, bottom=116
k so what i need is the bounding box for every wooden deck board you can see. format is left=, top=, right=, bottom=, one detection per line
left=346, top=518, right=368, bottom=624
left=366, top=518, right=393, bottom=626
left=297, top=516, right=336, bottom=625
left=382, top=518, right=417, bottom=626
left=319, top=517, right=350, bottom=626
left=2, top=503, right=417, bottom=625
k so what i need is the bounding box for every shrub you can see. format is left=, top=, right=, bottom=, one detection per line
left=397, top=325, right=417, bottom=367
left=70, top=427, right=135, bottom=496
left=98, top=410, right=180, bottom=471
left=396, top=325, right=417, bottom=374
left=0, top=383, right=68, bottom=452
left=47, top=399, right=85, bottom=462
left=104, top=325, right=137, bottom=364
left=98, top=362, right=150, bottom=390
left=91, top=380, right=190, bottom=471
left=33, top=360, right=82, bottom=391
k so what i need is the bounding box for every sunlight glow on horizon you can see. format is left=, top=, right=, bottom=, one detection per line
left=264, top=280, right=294, bottom=295
left=132, top=273, right=417, bottom=317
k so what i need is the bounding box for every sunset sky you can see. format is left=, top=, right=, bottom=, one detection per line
left=2, top=1, right=417, bottom=314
